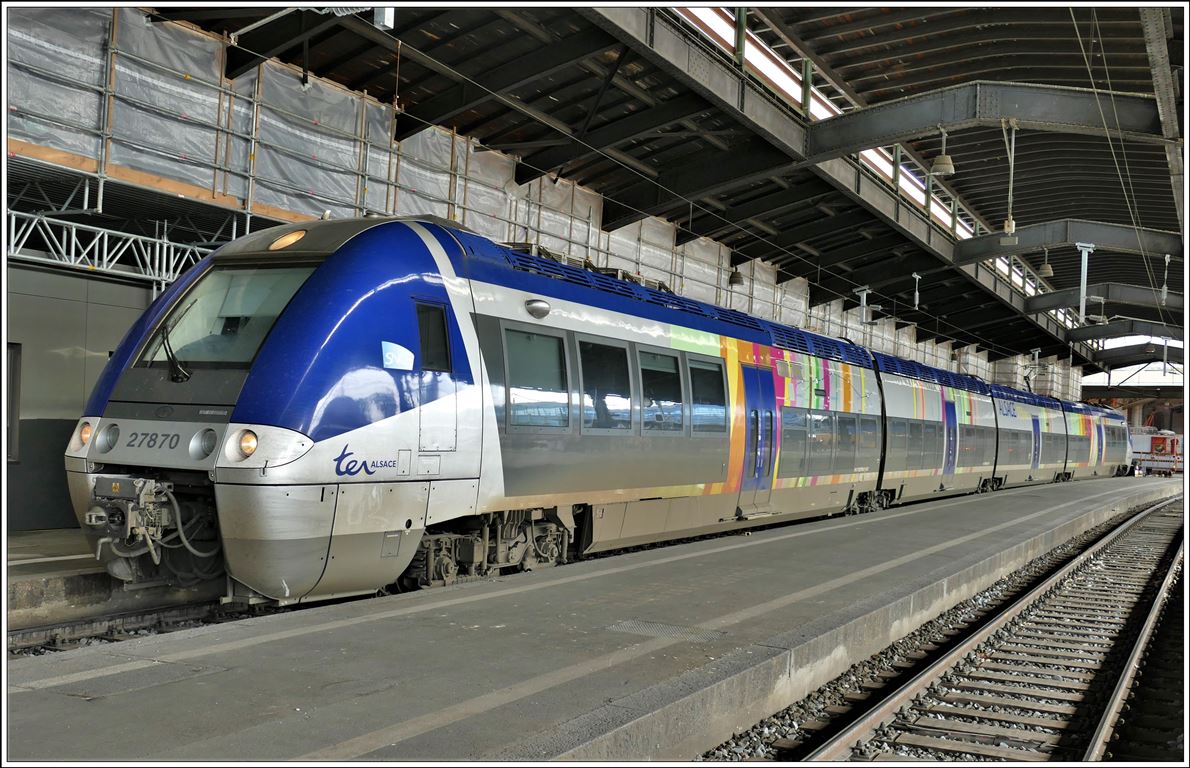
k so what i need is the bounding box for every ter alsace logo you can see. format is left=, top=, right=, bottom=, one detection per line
left=333, top=445, right=401, bottom=477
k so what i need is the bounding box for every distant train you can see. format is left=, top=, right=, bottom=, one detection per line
left=64, top=217, right=1132, bottom=604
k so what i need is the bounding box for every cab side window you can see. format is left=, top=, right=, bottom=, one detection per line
left=416, top=303, right=451, bottom=372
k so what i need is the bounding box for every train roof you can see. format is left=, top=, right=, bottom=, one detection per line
left=447, top=226, right=876, bottom=369
left=1062, top=400, right=1127, bottom=419
left=871, top=352, right=991, bottom=395
left=989, top=384, right=1062, bottom=409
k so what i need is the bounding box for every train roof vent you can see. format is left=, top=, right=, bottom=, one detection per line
left=506, top=251, right=596, bottom=292
left=710, top=306, right=765, bottom=332
left=768, top=324, right=814, bottom=355
left=640, top=285, right=711, bottom=316
left=812, top=332, right=872, bottom=368
left=584, top=270, right=640, bottom=299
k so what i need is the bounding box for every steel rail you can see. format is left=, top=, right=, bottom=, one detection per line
left=804, top=493, right=1183, bottom=761
left=1083, top=538, right=1184, bottom=760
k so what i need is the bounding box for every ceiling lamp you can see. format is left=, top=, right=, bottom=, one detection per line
left=728, top=268, right=744, bottom=287
left=999, top=119, right=1018, bottom=246
left=1038, top=247, right=1054, bottom=278
left=1144, top=340, right=1156, bottom=354
left=930, top=125, right=955, bottom=176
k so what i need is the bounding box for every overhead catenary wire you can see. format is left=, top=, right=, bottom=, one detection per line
left=1070, top=8, right=1171, bottom=331
left=211, top=9, right=1100, bottom=364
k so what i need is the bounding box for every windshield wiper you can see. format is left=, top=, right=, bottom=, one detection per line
left=161, top=323, right=191, bottom=383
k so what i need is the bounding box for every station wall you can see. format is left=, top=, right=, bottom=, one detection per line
left=6, top=266, right=152, bottom=530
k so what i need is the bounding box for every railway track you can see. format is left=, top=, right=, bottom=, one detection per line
left=799, top=496, right=1184, bottom=762
left=1097, top=569, right=1184, bottom=762
left=7, top=602, right=225, bottom=654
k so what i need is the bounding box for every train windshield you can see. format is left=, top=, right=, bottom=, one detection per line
left=138, top=265, right=314, bottom=369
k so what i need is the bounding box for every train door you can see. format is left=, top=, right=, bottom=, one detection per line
left=943, top=400, right=958, bottom=476
left=416, top=302, right=457, bottom=453
left=739, top=365, right=776, bottom=511
left=1030, top=414, right=1041, bottom=471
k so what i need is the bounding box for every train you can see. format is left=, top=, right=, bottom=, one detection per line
left=64, top=216, right=1133, bottom=605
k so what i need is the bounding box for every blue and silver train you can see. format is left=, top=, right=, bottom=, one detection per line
left=64, top=217, right=1133, bottom=604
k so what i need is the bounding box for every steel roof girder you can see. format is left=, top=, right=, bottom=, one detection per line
left=580, top=8, right=807, bottom=162
left=959, top=260, right=1097, bottom=365
left=952, top=219, right=1184, bottom=266
left=601, top=138, right=798, bottom=230
left=516, top=93, right=709, bottom=184
left=1025, top=282, right=1183, bottom=314
left=1140, top=7, right=1184, bottom=232
left=1093, top=343, right=1184, bottom=369
left=393, top=27, right=618, bottom=140
left=1068, top=318, right=1184, bottom=342
left=581, top=8, right=1095, bottom=363
left=804, top=81, right=1165, bottom=162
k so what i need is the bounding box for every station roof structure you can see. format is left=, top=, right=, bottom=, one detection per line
left=112, top=7, right=1190, bottom=369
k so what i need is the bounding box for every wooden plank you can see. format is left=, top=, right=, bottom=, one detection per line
left=1032, top=607, right=1125, bottom=624
left=1010, top=633, right=1112, bottom=651
left=922, top=702, right=1074, bottom=730
left=967, top=669, right=1092, bottom=691
left=905, top=716, right=1065, bottom=746
left=997, top=643, right=1106, bottom=661
left=940, top=691, right=1078, bottom=715
left=950, top=679, right=1086, bottom=702
left=1021, top=621, right=1121, bottom=638
left=989, top=651, right=1101, bottom=670
left=106, top=164, right=244, bottom=210
left=978, top=660, right=1097, bottom=681
left=251, top=200, right=316, bottom=223
left=8, top=138, right=100, bottom=173
left=892, top=732, right=1050, bottom=761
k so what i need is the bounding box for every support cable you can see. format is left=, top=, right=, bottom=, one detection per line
left=1070, top=8, right=1171, bottom=330
left=190, top=11, right=1099, bottom=363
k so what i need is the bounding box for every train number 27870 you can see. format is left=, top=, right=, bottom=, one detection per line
left=126, top=432, right=182, bottom=450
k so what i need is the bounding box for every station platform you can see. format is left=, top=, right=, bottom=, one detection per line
left=7, top=477, right=1181, bottom=761
left=8, top=527, right=220, bottom=632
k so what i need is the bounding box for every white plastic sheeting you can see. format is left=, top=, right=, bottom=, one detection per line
left=6, top=8, right=977, bottom=369
left=7, top=7, right=109, bottom=159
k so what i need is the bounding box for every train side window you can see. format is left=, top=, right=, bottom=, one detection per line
left=808, top=410, right=834, bottom=475
left=887, top=419, right=908, bottom=471
left=689, top=359, right=727, bottom=433
left=505, top=329, right=569, bottom=428
left=639, top=350, right=684, bottom=432
left=959, top=425, right=975, bottom=466
left=857, top=416, right=880, bottom=473
left=578, top=340, right=632, bottom=432
left=924, top=422, right=942, bottom=465
left=908, top=421, right=924, bottom=470
left=835, top=414, right=858, bottom=474
left=416, top=303, right=451, bottom=372
left=778, top=407, right=807, bottom=478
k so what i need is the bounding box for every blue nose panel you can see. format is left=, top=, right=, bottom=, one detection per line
left=232, top=223, right=471, bottom=440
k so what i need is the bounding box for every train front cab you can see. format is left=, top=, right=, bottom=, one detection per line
left=990, top=385, right=1068, bottom=487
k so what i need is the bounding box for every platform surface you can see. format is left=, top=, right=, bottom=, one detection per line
left=7, top=477, right=1181, bottom=760
left=7, top=527, right=96, bottom=573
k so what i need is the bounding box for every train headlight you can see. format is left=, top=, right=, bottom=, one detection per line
left=79, top=422, right=93, bottom=446
left=268, top=229, right=306, bottom=251
left=238, top=430, right=259, bottom=457
left=95, top=424, right=120, bottom=453
left=190, top=428, right=219, bottom=460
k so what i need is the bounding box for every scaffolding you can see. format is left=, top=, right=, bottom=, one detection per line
left=7, top=210, right=210, bottom=294
left=5, top=7, right=1061, bottom=371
